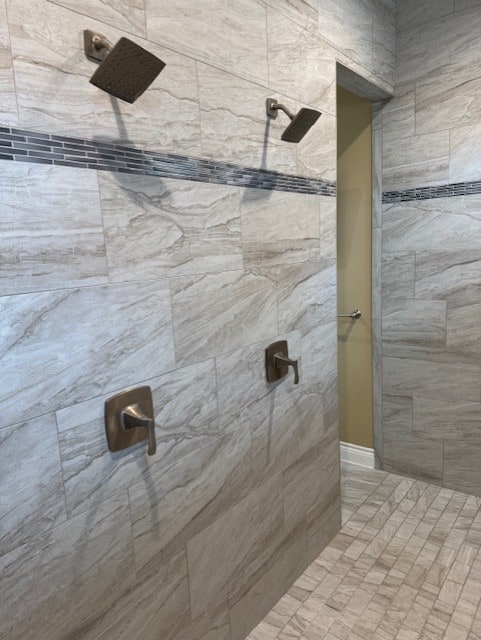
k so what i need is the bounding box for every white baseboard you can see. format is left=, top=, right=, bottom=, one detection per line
left=340, top=442, right=375, bottom=469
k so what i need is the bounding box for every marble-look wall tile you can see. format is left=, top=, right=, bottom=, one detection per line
left=75, top=549, right=191, bottom=640
left=449, top=122, right=481, bottom=182
left=317, top=0, right=373, bottom=74
left=301, top=321, right=337, bottom=396
left=283, top=445, right=326, bottom=532
left=145, top=0, right=268, bottom=86
left=0, top=162, right=107, bottom=295
left=415, top=249, right=481, bottom=303
left=413, top=396, right=481, bottom=440
left=0, top=415, right=66, bottom=558
left=444, top=442, right=481, bottom=498
left=382, top=252, right=416, bottom=304
left=382, top=299, right=447, bottom=347
left=383, top=356, right=481, bottom=402
left=57, top=359, right=219, bottom=517
left=446, top=301, right=481, bottom=355
left=277, top=260, right=337, bottom=332
left=8, top=0, right=201, bottom=151
left=319, top=196, right=337, bottom=261
left=372, top=127, right=383, bottom=229
left=186, top=474, right=284, bottom=618
left=171, top=606, right=231, bottom=640
left=129, top=427, right=253, bottom=578
left=241, top=189, right=320, bottom=268
left=262, top=0, right=319, bottom=30
left=382, top=196, right=481, bottom=252
left=267, top=9, right=336, bottom=113
left=99, top=173, right=243, bottom=281
left=197, top=63, right=297, bottom=174
left=296, top=110, right=337, bottom=180
left=381, top=83, right=415, bottom=142
left=455, top=0, right=481, bottom=8
left=0, top=494, right=135, bottom=640
left=48, top=0, right=147, bottom=36
left=372, top=227, right=382, bottom=318
left=0, top=280, right=175, bottom=427
left=416, top=64, right=481, bottom=135
left=229, top=524, right=307, bottom=640
left=372, top=0, right=395, bottom=84
left=396, top=0, right=454, bottom=32
left=0, top=0, right=18, bottom=125
left=171, top=269, right=277, bottom=365
left=382, top=131, right=450, bottom=191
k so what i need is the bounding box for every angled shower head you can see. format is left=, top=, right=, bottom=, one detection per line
left=266, top=98, right=321, bottom=143
left=84, top=30, right=166, bottom=103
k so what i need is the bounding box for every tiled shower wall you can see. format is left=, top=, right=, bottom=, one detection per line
left=379, top=0, right=481, bottom=493
left=0, top=1, right=394, bottom=639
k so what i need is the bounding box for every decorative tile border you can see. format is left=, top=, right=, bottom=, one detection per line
left=383, top=181, right=481, bottom=203
left=0, top=125, right=336, bottom=197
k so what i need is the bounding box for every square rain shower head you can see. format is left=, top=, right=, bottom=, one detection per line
left=281, top=108, right=321, bottom=143
left=89, top=37, right=166, bottom=104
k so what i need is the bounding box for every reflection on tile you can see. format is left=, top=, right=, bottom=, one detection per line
left=0, top=494, right=135, bottom=640
left=415, top=249, right=481, bottom=303
left=0, top=415, right=66, bottom=558
left=187, top=474, right=284, bottom=617
left=382, top=196, right=481, bottom=252
left=383, top=356, right=481, bottom=402
left=267, top=9, right=336, bottom=113
left=0, top=0, right=18, bottom=125
left=171, top=269, right=277, bottom=365
left=57, top=359, right=219, bottom=517
left=0, top=281, right=175, bottom=427
left=277, top=260, right=336, bottom=332
left=197, top=63, right=297, bottom=174
left=145, top=0, right=268, bottom=85
left=413, top=396, right=481, bottom=440
left=382, top=299, right=447, bottom=347
left=241, top=189, right=320, bottom=268
left=9, top=0, right=201, bottom=151
left=48, top=0, right=147, bottom=36
left=450, top=122, right=481, bottom=182
left=129, top=428, right=253, bottom=577
left=383, top=131, right=449, bottom=191
left=0, top=162, right=107, bottom=295
left=99, top=173, right=242, bottom=281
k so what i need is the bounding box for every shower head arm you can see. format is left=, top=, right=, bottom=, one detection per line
left=266, top=98, right=295, bottom=121
left=84, top=30, right=113, bottom=62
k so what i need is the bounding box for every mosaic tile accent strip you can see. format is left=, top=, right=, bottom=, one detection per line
left=0, top=126, right=336, bottom=197
left=383, top=181, right=481, bottom=203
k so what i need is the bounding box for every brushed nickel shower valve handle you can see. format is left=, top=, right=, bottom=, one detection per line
left=337, top=309, right=362, bottom=319
left=274, top=353, right=300, bottom=385
left=120, top=403, right=157, bottom=456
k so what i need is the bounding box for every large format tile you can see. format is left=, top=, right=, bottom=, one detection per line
left=8, top=0, right=201, bottom=151
left=415, top=249, right=481, bottom=303
left=268, top=10, right=336, bottom=113
left=0, top=494, right=135, bottom=640
left=444, top=441, right=481, bottom=497
left=382, top=299, right=447, bottom=347
left=277, top=260, right=337, bottom=332
left=187, top=474, right=285, bottom=618
left=128, top=428, right=254, bottom=578
left=57, top=359, right=219, bottom=517
left=145, top=0, right=268, bottom=86
left=241, top=189, right=320, bottom=268
left=0, top=415, right=66, bottom=558
left=171, top=269, right=277, bottom=365
left=450, top=122, right=481, bottom=182
left=381, top=251, right=415, bottom=304
left=396, top=0, right=454, bottom=31
left=0, top=0, right=18, bottom=125
left=319, top=196, right=337, bottom=261
left=381, top=83, right=415, bottom=142
left=296, top=110, right=336, bottom=180
left=383, top=196, right=481, bottom=252
left=0, top=281, right=175, bottom=427
left=413, top=396, right=481, bottom=440
left=99, top=173, right=243, bottom=281
left=48, top=0, right=147, bottom=36
left=0, top=162, right=107, bottom=295
left=197, top=64, right=297, bottom=174
left=383, top=356, right=481, bottom=401
left=383, top=131, right=450, bottom=190
left=372, top=0, right=396, bottom=85
left=446, top=301, right=481, bottom=354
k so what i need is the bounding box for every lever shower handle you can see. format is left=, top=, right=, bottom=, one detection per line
left=120, top=403, right=156, bottom=455
left=338, top=309, right=362, bottom=319
left=274, top=353, right=300, bottom=385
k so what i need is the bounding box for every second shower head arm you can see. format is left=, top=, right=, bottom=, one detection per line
left=266, top=98, right=295, bottom=121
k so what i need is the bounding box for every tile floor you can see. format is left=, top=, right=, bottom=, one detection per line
left=246, top=466, right=481, bottom=640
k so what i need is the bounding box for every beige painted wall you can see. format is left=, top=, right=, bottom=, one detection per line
left=337, top=86, right=373, bottom=449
